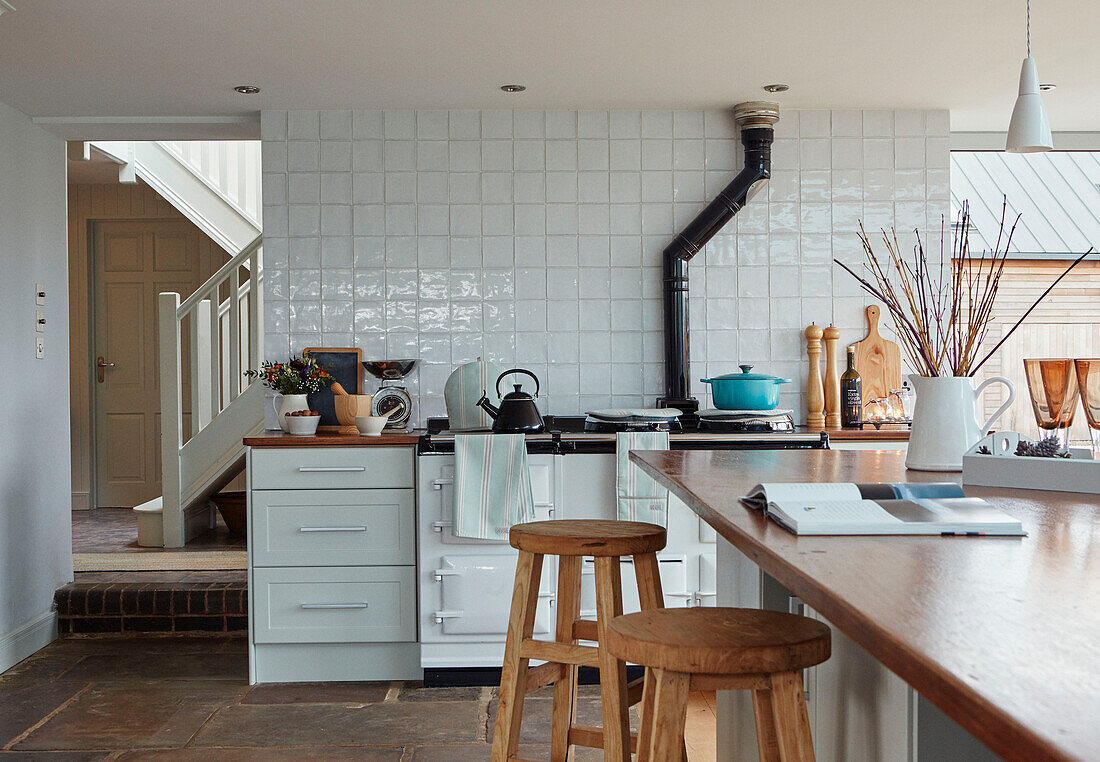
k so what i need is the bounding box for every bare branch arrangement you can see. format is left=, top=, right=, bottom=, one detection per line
left=835, top=200, right=1093, bottom=378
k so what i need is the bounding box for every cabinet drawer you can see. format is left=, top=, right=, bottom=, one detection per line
left=253, top=566, right=416, bottom=644
left=250, top=447, right=414, bottom=490
left=251, top=489, right=414, bottom=567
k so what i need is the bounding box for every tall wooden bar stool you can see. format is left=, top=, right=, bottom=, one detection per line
left=606, top=607, right=831, bottom=762
left=490, top=520, right=667, bottom=762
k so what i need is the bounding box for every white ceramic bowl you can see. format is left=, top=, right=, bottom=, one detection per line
left=284, top=414, right=320, bottom=436
left=356, top=415, right=388, bottom=436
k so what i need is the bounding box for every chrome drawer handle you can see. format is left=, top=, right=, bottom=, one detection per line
left=298, top=526, right=368, bottom=533
left=296, top=466, right=366, bottom=472
left=300, top=603, right=368, bottom=610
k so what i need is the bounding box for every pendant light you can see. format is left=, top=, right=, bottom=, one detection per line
left=1006, top=0, right=1053, bottom=153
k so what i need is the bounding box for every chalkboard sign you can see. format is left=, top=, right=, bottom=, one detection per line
left=303, top=347, right=363, bottom=429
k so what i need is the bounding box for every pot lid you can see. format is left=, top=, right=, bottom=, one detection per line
left=702, top=364, right=790, bottom=382
left=698, top=408, right=795, bottom=419
left=586, top=408, right=682, bottom=422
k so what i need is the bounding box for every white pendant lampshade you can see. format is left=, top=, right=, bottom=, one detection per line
left=1006, top=57, right=1053, bottom=153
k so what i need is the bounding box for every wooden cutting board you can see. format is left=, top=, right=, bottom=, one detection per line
left=849, top=305, right=901, bottom=405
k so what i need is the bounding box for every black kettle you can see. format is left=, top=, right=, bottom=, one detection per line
left=476, top=368, right=545, bottom=433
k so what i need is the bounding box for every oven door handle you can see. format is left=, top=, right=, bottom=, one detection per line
left=431, top=478, right=454, bottom=490
left=433, top=609, right=463, bottom=624
left=432, top=568, right=463, bottom=582
left=431, top=521, right=453, bottom=533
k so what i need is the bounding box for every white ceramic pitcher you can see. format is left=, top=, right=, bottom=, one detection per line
left=272, top=393, right=310, bottom=433
left=905, top=375, right=1015, bottom=471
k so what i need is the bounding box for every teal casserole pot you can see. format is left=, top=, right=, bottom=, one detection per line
left=701, top=365, right=791, bottom=410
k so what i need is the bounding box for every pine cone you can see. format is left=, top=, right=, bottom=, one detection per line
left=1016, top=434, right=1071, bottom=458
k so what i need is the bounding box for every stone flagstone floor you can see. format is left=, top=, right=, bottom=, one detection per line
left=0, top=636, right=716, bottom=760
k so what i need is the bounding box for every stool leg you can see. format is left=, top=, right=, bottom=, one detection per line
left=550, top=555, right=581, bottom=762
left=768, top=669, right=816, bottom=762
left=633, top=551, right=665, bottom=611
left=645, top=668, right=690, bottom=762
left=593, top=556, right=631, bottom=762
left=491, top=550, right=544, bottom=762
left=636, top=668, right=656, bottom=762
left=751, top=686, right=782, bottom=762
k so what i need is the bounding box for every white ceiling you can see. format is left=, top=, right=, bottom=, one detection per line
left=1, top=0, right=1096, bottom=139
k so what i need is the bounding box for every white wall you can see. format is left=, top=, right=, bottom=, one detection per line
left=0, top=101, right=72, bottom=668
left=261, top=108, right=949, bottom=421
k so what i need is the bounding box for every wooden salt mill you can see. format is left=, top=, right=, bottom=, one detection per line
left=823, top=325, right=841, bottom=428
left=805, top=324, right=826, bottom=431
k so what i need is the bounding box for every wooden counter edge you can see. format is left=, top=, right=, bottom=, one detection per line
left=817, top=426, right=909, bottom=441
left=627, top=449, right=1074, bottom=762
left=244, top=431, right=423, bottom=447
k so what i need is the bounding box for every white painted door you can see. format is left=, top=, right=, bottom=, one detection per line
left=93, top=219, right=201, bottom=507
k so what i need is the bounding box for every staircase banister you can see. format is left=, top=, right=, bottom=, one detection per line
left=177, top=234, right=263, bottom=318
left=218, top=272, right=262, bottom=320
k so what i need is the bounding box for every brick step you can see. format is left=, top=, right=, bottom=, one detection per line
left=55, top=573, right=247, bottom=636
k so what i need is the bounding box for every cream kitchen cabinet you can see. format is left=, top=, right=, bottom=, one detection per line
left=247, top=445, right=421, bottom=684
left=716, top=537, right=997, bottom=761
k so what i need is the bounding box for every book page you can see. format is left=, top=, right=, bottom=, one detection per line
left=770, top=499, right=904, bottom=530
left=757, top=482, right=862, bottom=505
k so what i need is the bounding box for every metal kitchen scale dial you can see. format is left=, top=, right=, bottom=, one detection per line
left=363, top=359, right=417, bottom=429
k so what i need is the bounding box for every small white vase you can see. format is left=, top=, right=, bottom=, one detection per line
left=905, top=375, right=1015, bottom=472
left=273, top=393, right=310, bottom=432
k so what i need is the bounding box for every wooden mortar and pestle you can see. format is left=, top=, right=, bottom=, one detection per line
left=331, top=382, right=374, bottom=435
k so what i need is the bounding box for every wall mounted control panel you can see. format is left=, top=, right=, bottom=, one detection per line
left=34, top=282, right=45, bottom=359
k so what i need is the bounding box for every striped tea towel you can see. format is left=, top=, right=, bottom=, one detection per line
left=454, top=433, right=536, bottom=540
left=615, top=431, right=670, bottom=525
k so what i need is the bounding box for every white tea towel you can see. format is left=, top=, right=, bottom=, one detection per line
left=454, top=433, right=536, bottom=540
left=615, top=431, right=670, bottom=525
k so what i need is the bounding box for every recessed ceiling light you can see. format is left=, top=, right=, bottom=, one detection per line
left=233, top=85, right=261, bottom=95
left=1039, top=83, right=1057, bottom=91
left=762, top=84, right=789, bottom=93
left=500, top=84, right=526, bottom=93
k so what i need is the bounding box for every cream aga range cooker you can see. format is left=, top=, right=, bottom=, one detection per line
left=416, top=414, right=826, bottom=682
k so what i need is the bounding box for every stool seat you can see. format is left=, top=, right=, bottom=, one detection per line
left=509, top=519, right=666, bottom=557
left=606, top=607, right=831, bottom=675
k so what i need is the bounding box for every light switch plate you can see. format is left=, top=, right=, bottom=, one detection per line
left=35, top=310, right=45, bottom=332
left=35, top=283, right=45, bottom=305
left=35, top=337, right=45, bottom=359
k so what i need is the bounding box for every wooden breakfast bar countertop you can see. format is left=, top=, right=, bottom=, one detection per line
left=630, top=448, right=1100, bottom=762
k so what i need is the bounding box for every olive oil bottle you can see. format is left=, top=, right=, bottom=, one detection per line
left=840, top=346, right=862, bottom=428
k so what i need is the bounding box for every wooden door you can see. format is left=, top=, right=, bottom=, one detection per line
left=93, top=219, right=201, bottom=507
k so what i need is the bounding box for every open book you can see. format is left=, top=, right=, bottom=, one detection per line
left=741, top=482, right=1026, bottom=536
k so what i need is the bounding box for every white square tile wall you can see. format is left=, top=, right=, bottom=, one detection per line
left=262, top=109, right=950, bottom=422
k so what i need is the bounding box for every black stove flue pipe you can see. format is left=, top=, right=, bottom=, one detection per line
left=658, top=102, right=779, bottom=419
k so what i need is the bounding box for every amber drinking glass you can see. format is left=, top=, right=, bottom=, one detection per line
left=1075, top=359, right=1100, bottom=456
left=1023, top=359, right=1079, bottom=448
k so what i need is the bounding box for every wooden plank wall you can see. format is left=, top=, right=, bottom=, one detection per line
left=974, top=259, right=1100, bottom=445
left=69, top=181, right=227, bottom=511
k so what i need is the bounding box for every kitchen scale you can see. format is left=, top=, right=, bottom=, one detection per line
left=362, top=359, right=417, bottom=429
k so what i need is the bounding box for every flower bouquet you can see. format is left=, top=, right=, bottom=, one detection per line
left=245, top=356, right=335, bottom=395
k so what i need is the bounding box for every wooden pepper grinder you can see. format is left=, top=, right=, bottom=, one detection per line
left=805, top=324, right=826, bottom=431
left=823, top=325, right=842, bottom=428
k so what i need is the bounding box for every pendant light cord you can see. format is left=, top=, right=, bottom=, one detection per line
left=1026, top=0, right=1031, bottom=57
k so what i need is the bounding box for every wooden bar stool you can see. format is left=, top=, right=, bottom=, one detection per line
left=490, top=520, right=667, bottom=762
left=606, top=607, right=831, bottom=762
